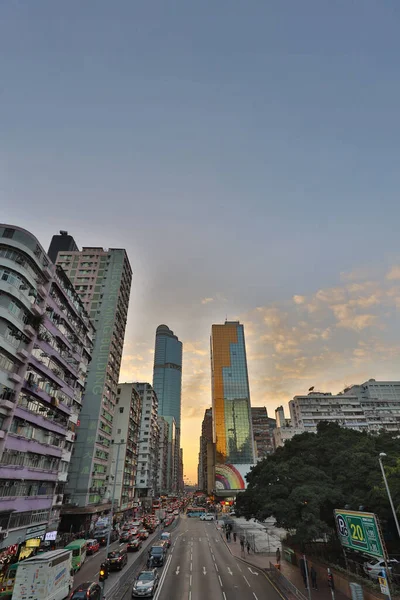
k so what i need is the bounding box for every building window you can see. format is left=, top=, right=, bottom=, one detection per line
left=3, top=228, right=15, bottom=239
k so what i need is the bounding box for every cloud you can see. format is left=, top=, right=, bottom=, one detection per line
left=201, top=297, right=214, bottom=304
left=293, top=295, right=306, bottom=304
left=386, top=266, right=400, bottom=281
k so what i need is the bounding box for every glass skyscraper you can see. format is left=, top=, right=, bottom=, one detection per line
left=153, top=324, right=182, bottom=428
left=152, top=325, right=182, bottom=492
left=211, top=321, right=255, bottom=491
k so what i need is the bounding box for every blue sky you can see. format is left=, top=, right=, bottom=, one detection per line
left=2, top=1, right=400, bottom=480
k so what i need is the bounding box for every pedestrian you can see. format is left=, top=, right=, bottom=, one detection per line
left=311, top=566, right=318, bottom=590
left=226, top=530, right=230, bottom=542
left=246, top=541, right=250, bottom=554
left=233, top=532, right=237, bottom=543
left=276, top=547, right=281, bottom=564
left=240, top=538, right=244, bottom=551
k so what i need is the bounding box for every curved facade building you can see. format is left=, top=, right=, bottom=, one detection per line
left=153, top=325, right=182, bottom=428
left=0, top=225, right=93, bottom=551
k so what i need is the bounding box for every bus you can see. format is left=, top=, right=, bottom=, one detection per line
left=186, top=506, right=206, bottom=518
left=0, top=563, right=18, bottom=599
left=64, top=539, right=87, bottom=572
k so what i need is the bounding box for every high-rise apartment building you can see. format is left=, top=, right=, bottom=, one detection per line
left=0, top=225, right=93, bottom=551
left=53, top=242, right=132, bottom=529
left=210, top=321, right=255, bottom=494
left=152, top=325, right=182, bottom=493
left=251, top=407, right=275, bottom=460
left=132, top=383, right=159, bottom=504
left=157, top=417, right=169, bottom=495
left=112, top=384, right=142, bottom=514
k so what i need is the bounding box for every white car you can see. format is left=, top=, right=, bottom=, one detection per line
left=200, top=513, right=215, bottom=521
left=363, top=558, right=398, bottom=580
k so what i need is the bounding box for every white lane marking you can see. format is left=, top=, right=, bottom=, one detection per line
left=189, top=592, right=192, bottom=600
left=190, top=562, right=193, bottom=572
left=243, top=575, right=251, bottom=587
left=203, top=566, right=207, bottom=575
left=153, top=553, right=173, bottom=600
left=227, top=567, right=233, bottom=576
left=218, top=575, right=223, bottom=587
left=223, top=593, right=227, bottom=600
left=199, top=537, right=202, bottom=541
left=183, top=538, right=186, bottom=542
left=236, top=563, right=242, bottom=572
left=253, top=594, right=259, bottom=600
left=215, top=563, right=219, bottom=572
left=176, top=566, right=180, bottom=575
left=189, top=575, right=192, bottom=586
left=248, top=567, right=259, bottom=576
left=94, top=571, right=99, bottom=577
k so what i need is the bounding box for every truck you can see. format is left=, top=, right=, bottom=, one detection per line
left=12, top=549, right=74, bottom=600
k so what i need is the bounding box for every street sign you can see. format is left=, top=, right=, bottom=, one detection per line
left=379, top=576, right=389, bottom=595
left=334, top=510, right=385, bottom=559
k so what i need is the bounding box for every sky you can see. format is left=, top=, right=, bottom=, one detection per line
left=2, top=1, right=400, bottom=482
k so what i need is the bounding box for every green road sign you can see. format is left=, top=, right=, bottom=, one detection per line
left=334, top=509, right=385, bottom=559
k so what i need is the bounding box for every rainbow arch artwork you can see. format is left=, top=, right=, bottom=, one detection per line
left=215, top=463, right=246, bottom=490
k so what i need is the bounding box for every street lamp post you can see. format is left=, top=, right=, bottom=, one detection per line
left=100, top=439, right=125, bottom=599
left=378, top=453, right=400, bottom=539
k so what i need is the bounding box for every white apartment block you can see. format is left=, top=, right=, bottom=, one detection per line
left=288, top=379, right=400, bottom=436
left=132, top=383, right=159, bottom=498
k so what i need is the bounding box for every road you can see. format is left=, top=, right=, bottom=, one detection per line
left=72, top=528, right=160, bottom=591
left=120, top=515, right=283, bottom=600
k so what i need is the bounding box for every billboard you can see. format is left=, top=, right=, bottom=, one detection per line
left=334, top=509, right=386, bottom=559
left=215, top=463, right=254, bottom=491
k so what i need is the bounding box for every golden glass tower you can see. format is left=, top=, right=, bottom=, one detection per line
left=211, top=321, right=255, bottom=467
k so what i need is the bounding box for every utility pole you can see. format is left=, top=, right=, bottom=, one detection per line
left=379, top=453, right=400, bottom=539
left=100, top=439, right=125, bottom=599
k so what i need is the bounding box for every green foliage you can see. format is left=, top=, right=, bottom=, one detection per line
left=235, top=423, right=400, bottom=544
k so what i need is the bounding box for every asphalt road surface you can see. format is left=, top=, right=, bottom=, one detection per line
left=120, top=515, right=283, bottom=600
left=72, top=529, right=159, bottom=592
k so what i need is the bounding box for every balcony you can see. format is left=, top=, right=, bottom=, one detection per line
left=0, top=398, right=15, bottom=411
left=37, top=285, right=47, bottom=298
left=8, top=372, right=22, bottom=384
left=17, top=347, right=30, bottom=360
left=24, top=324, right=36, bottom=338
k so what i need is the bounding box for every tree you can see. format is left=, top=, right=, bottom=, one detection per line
left=235, top=423, right=400, bottom=544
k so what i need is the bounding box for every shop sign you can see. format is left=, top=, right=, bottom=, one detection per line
left=44, top=531, right=57, bottom=541
left=25, top=525, right=47, bottom=541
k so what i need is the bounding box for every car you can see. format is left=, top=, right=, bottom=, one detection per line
left=363, top=558, right=399, bottom=580
left=132, top=569, right=159, bottom=598
left=147, top=544, right=166, bottom=567
left=86, top=539, right=100, bottom=555
left=200, top=513, right=214, bottom=521
left=173, top=509, right=179, bottom=515
left=69, top=581, right=102, bottom=600
left=120, top=531, right=132, bottom=542
left=95, top=529, right=118, bottom=545
left=139, top=529, right=149, bottom=540
left=160, top=532, right=171, bottom=548
left=107, top=549, right=128, bottom=571
left=128, top=537, right=142, bottom=551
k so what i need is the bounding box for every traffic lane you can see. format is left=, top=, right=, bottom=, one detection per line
left=119, top=517, right=186, bottom=600
left=210, top=526, right=283, bottom=600
left=192, top=523, right=225, bottom=600
left=72, top=530, right=160, bottom=589
left=154, top=524, right=189, bottom=600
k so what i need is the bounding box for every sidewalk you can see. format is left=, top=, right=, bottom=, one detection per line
left=217, top=526, right=350, bottom=600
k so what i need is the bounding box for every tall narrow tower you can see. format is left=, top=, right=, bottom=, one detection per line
left=152, top=325, right=182, bottom=492
left=211, top=321, right=255, bottom=493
